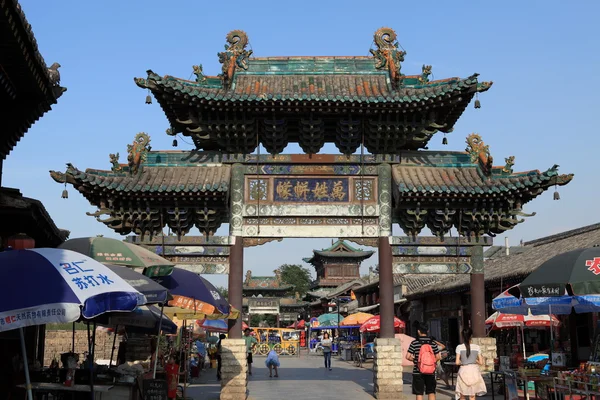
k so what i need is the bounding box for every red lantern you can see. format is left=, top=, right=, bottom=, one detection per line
left=6, top=233, right=35, bottom=249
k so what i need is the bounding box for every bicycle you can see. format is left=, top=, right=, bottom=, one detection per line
left=352, top=344, right=365, bottom=368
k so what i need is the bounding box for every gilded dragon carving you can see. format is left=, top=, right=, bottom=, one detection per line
left=217, top=30, right=253, bottom=88
left=465, top=133, right=493, bottom=173
left=127, top=133, right=151, bottom=175
left=370, top=27, right=406, bottom=88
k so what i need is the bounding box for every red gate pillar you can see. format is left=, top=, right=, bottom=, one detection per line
left=228, top=236, right=243, bottom=339
left=470, top=245, right=485, bottom=337
left=379, top=236, right=394, bottom=338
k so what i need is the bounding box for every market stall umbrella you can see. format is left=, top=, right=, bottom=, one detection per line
left=0, top=248, right=147, bottom=400
left=493, top=285, right=574, bottom=315
left=108, top=306, right=177, bottom=335
left=360, top=315, right=405, bottom=332
left=242, top=321, right=249, bottom=330
left=485, top=311, right=560, bottom=329
left=153, top=268, right=239, bottom=320
left=105, top=265, right=171, bottom=304
left=196, top=319, right=228, bottom=333
left=508, top=247, right=600, bottom=313
left=317, top=313, right=342, bottom=327
left=0, top=248, right=147, bottom=331
left=59, top=237, right=174, bottom=277
left=340, top=312, right=374, bottom=326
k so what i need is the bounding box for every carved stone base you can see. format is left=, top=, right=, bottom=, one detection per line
left=373, top=338, right=403, bottom=399
left=220, top=339, right=248, bottom=400
left=472, top=337, right=497, bottom=372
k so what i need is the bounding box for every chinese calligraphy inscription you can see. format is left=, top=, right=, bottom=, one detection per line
left=273, top=178, right=349, bottom=202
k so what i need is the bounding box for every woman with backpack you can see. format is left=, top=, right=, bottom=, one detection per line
left=455, top=328, right=486, bottom=400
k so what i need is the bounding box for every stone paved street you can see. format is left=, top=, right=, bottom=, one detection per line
left=185, top=354, right=471, bottom=400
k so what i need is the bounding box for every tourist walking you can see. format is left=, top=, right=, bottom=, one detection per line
left=321, top=332, right=333, bottom=370
left=406, top=322, right=441, bottom=400
left=265, top=349, right=280, bottom=378
left=244, top=328, right=258, bottom=375
left=455, top=328, right=486, bottom=400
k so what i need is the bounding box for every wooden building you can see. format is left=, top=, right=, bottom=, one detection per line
left=303, top=240, right=373, bottom=290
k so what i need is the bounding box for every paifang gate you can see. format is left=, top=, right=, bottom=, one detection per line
left=51, top=28, right=573, bottom=399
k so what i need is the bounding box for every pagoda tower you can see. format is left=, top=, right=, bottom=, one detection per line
left=304, top=240, right=373, bottom=289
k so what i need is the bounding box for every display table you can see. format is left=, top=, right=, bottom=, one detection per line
left=17, top=382, right=113, bottom=399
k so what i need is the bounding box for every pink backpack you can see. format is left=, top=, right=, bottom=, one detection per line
left=418, top=343, right=437, bottom=374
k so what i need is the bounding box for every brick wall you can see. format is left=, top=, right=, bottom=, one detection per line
left=43, top=330, right=121, bottom=367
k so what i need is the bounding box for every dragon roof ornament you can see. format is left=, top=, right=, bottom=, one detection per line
left=370, top=27, right=406, bottom=88
left=127, top=133, right=151, bottom=175
left=217, top=30, right=253, bottom=88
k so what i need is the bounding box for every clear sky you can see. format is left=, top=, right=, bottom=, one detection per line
left=5, top=0, right=600, bottom=288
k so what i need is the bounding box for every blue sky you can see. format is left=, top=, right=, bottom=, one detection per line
left=5, top=1, right=599, bottom=288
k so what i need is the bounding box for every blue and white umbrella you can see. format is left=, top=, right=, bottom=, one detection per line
left=493, top=284, right=599, bottom=315
left=0, top=248, right=147, bottom=332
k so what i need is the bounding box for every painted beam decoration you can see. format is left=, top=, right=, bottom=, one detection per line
left=390, top=237, right=492, bottom=274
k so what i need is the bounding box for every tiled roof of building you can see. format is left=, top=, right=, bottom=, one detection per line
left=50, top=164, right=230, bottom=196
left=393, top=158, right=572, bottom=198
left=1, top=0, right=66, bottom=159
left=138, top=64, right=488, bottom=105
left=304, top=240, right=374, bottom=265
left=408, top=223, right=600, bottom=297
left=354, top=274, right=445, bottom=295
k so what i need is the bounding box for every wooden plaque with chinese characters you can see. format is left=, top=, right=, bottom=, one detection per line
left=241, top=173, right=379, bottom=238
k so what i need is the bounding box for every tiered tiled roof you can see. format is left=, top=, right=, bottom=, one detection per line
left=303, top=240, right=374, bottom=265
left=134, top=28, right=492, bottom=154
left=51, top=164, right=230, bottom=198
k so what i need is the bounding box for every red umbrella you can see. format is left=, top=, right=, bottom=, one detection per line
left=242, top=321, right=249, bottom=330
left=485, top=312, right=560, bottom=329
left=359, top=315, right=405, bottom=332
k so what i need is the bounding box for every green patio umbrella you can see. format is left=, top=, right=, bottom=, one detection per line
left=512, top=247, right=600, bottom=298
left=317, top=313, right=342, bottom=327
left=59, top=237, right=174, bottom=277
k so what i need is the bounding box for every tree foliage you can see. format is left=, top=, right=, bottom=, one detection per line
left=277, top=263, right=312, bottom=297
left=216, top=286, right=228, bottom=300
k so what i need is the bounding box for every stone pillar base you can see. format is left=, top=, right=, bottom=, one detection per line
left=373, top=338, right=403, bottom=399
left=220, top=339, right=248, bottom=400
left=472, top=337, right=497, bottom=372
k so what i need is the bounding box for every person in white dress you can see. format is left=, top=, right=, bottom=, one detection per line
left=455, top=328, right=486, bottom=400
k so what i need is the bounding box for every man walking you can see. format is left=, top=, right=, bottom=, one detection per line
left=244, top=328, right=258, bottom=375
left=406, top=322, right=441, bottom=400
